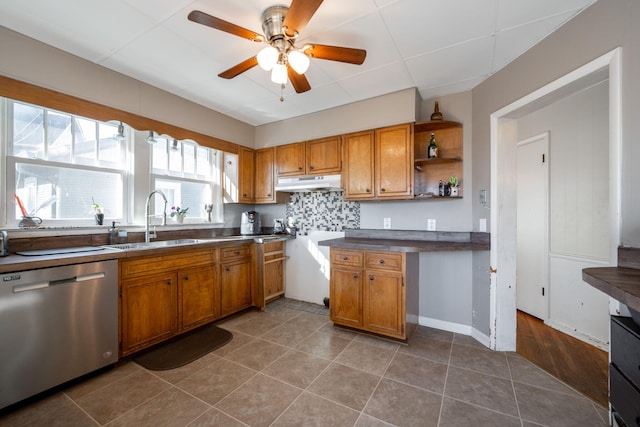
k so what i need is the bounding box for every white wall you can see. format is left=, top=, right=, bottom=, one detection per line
left=254, top=88, right=419, bottom=148
left=0, top=27, right=254, bottom=148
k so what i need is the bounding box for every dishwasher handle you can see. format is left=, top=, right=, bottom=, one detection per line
left=13, top=272, right=106, bottom=292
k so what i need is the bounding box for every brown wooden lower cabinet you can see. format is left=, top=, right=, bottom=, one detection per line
left=119, top=245, right=253, bottom=357
left=220, top=245, right=253, bottom=317
left=329, top=248, right=418, bottom=341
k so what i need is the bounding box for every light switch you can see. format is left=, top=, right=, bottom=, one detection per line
left=383, top=218, right=391, bottom=229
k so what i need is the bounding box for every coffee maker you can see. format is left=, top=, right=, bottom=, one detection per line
left=240, top=211, right=261, bottom=235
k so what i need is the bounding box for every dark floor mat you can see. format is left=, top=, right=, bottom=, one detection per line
left=133, top=323, right=233, bottom=371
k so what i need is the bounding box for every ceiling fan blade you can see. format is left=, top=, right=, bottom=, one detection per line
left=218, top=56, right=259, bottom=79
left=188, top=10, right=263, bottom=42
left=306, top=44, right=366, bottom=65
left=282, top=0, right=324, bottom=37
left=287, top=66, right=311, bottom=93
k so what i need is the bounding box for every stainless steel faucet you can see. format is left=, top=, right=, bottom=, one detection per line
left=145, top=190, right=168, bottom=242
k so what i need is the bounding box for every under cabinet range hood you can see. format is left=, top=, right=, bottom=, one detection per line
left=275, top=175, right=343, bottom=192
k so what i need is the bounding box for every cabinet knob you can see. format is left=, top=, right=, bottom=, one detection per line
left=309, top=165, right=314, bottom=170
left=366, top=188, right=371, bottom=193
left=379, top=259, right=385, bottom=264
left=183, top=275, right=189, bottom=280
left=243, top=193, right=247, bottom=197
left=267, top=193, right=272, bottom=197
left=352, top=273, right=359, bottom=279
left=166, top=279, right=172, bottom=285
left=298, top=166, right=303, bottom=170
left=343, top=256, right=348, bottom=261
left=234, top=251, right=240, bottom=255
left=369, top=275, right=374, bottom=281
left=225, top=267, right=230, bottom=272
left=380, top=188, right=386, bottom=192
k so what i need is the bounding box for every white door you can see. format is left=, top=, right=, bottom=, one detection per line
left=516, top=133, right=549, bottom=320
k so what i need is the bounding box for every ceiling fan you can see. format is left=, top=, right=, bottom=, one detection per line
left=188, top=0, right=367, bottom=96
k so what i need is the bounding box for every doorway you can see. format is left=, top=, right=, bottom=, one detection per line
left=489, top=48, right=622, bottom=351
left=516, top=133, right=549, bottom=321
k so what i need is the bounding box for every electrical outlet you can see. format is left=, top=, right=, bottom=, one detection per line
left=479, top=218, right=487, bottom=232
left=427, top=219, right=436, bottom=231
left=383, top=217, right=391, bottom=229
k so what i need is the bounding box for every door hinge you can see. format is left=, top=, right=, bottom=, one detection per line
left=542, top=153, right=546, bottom=163
left=542, top=287, right=545, bottom=296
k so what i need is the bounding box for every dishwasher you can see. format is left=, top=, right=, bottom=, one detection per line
left=0, top=260, right=118, bottom=409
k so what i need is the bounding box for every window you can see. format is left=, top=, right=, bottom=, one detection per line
left=6, top=100, right=128, bottom=224
left=151, top=137, right=222, bottom=223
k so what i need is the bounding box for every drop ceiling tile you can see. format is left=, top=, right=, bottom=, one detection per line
left=496, top=0, right=595, bottom=30
left=379, top=0, right=499, bottom=58
left=297, top=0, right=379, bottom=38
left=300, top=11, right=401, bottom=76
left=99, top=25, right=218, bottom=93
left=492, top=10, right=578, bottom=73
left=121, top=0, right=194, bottom=22
left=418, top=75, right=487, bottom=101
left=405, top=36, right=494, bottom=90
left=338, top=62, right=414, bottom=100
left=0, top=0, right=155, bottom=63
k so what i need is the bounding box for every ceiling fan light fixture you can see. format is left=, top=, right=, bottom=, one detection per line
left=271, top=62, right=288, bottom=85
left=257, top=45, right=279, bottom=70
left=288, top=50, right=310, bottom=74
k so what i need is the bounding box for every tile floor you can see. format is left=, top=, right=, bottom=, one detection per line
left=0, top=299, right=609, bottom=427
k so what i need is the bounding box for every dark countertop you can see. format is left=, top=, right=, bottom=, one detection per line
left=0, top=238, right=257, bottom=274
left=318, top=229, right=490, bottom=252
left=582, top=267, right=640, bottom=313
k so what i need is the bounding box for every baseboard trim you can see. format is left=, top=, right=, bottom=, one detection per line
left=418, top=316, right=472, bottom=335
left=545, top=319, right=609, bottom=351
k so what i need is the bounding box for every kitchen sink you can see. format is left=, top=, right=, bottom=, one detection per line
left=106, top=238, right=207, bottom=250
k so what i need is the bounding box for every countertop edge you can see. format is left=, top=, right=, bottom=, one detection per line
left=318, top=237, right=490, bottom=252
left=582, top=267, right=640, bottom=313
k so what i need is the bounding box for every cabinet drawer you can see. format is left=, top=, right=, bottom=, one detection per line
left=263, top=240, right=284, bottom=253
left=610, top=363, right=640, bottom=427
left=365, top=251, right=403, bottom=271
left=611, top=316, right=640, bottom=389
left=122, top=249, right=216, bottom=278
left=221, top=245, right=251, bottom=260
left=331, top=249, right=363, bottom=267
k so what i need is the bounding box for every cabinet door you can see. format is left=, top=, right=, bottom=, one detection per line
left=330, top=265, right=363, bottom=328
left=222, top=152, right=239, bottom=203
left=375, top=124, right=413, bottom=199
left=343, top=130, right=375, bottom=200
left=179, top=265, right=219, bottom=332
left=255, top=147, right=276, bottom=203
left=306, top=136, right=341, bottom=175
left=121, top=272, right=177, bottom=355
left=220, top=258, right=252, bottom=316
left=275, top=143, right=305, bottom=176
left=239, top=147, right=255, bottom=203
left=363, top=269, right=405, bottom=338
left=264, top=258, right=284, bottom=300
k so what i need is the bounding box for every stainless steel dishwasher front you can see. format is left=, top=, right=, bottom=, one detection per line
left=0, top=259, right=118, bottom=409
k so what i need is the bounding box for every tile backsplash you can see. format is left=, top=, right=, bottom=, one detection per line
left=286, top=191, right=360, bottom=236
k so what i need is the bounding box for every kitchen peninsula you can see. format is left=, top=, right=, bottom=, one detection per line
left=319, top=229, right=489, bottom=341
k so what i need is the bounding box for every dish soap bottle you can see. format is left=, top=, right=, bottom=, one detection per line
left=108, top=222, right=119, bottom=245
left=427, top=133, right=438, bottom=158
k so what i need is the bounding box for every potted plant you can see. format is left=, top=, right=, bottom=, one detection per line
left=170, top=206, right=189, bottom=223
left=91, top=197, right=104, bottom=225
left=449, top=176, right=460, bottom=197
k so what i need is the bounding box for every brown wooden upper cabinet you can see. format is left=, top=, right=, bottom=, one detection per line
left=238, top=147, right=255, bottom=203
left=343, top=123, right=413, bottom=200
left=255, top=147, right=276, bottom=204
left=275, top=136, right=341, bottom=177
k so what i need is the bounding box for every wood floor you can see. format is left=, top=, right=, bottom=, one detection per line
left=516, top=310, right=609, bottom=408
